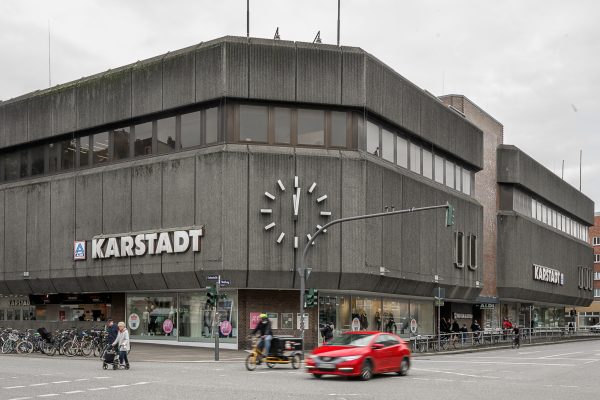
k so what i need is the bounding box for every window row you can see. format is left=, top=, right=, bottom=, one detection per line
left=578, top=267, right=594, bottom=291
left=0, top=107, right=220, bottom=181
left=236, top=105, right=350, bottom=148
left=595, top=288, right=600, bottom=298
left=595, top=254, right=600, bottom=264
left=593, top=237, right=600, bottom=246
left=366, top=120, right=474, bottom=196
left=513, top=189, right=589, bottom=243
left=594, top=271, right=600, bottom=280
left=454, top=232, right=477, bottom=270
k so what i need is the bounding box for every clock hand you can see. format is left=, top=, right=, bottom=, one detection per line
left=293, top=187, right=301, bottom=220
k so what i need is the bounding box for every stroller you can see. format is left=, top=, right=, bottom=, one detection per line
left=101, top=344, right=119, bottom=370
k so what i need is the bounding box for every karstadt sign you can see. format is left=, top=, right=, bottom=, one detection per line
left=74, top=228, right=203, bottom=260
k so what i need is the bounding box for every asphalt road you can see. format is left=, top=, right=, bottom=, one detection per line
left=1, top=340, right=599, bottom=400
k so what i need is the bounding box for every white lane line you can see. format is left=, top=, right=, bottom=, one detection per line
left=88, top=388, right=109, bottom=391
left=132, top=382, right=150, bottom=385
left=540, top=352, right=582, bottom=358
left=413, top=368, right=499, bottom=379
left=63, top=391, right=85, bottom=395
left=37, top=395, right=59, bottom=398
left=416, top=360, right=575, bottom=367
left=4, top=386, right=26, bottom=389
left=51, top=381, right=70, bottom=384
left=74, top=378, right=89, bottom=382
left=29, top=383, right=49, bottom=387
left=110, top=385, right=129, bottom=388
left=584, top=360, right=599, bottom=364
left=8, top=397, right=32, bottom=400
left=411, top=378, right=430, bottom=381
left=93, top=377, right=110, bottom=379
left=435, top=378, right=454, bottom=382
left=328, top=395, right=359, bottom=396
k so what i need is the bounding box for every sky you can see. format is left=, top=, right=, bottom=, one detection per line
left=1, top=0, right=599, bottom=209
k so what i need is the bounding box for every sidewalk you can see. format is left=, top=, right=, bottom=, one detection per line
left=131, top=342, right=248, bottom=363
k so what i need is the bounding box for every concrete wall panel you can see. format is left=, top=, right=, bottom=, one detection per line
left=26, top=183, right=51, bottom=278
left=3, top=100, right=28, bottom=147
left=341, top=48, right=365, bottom=107
left=381, top=169, right=403, bottom=277
left=104, top=69, right=132, bottom=123
left=195, top=43, right=224, bottom=103
left=51, top=86, right=77, bottom=136
left=0, top=191, right=5, bottom=290
left=4, top=187, right=27, bottom=285
left=364, top=56, right=384, bottom=116
left=401, top=81, right=421, bottom=136
left=163, top=52, right=195, bottom=110
left=0, top=106, right=5, bottom=148
left=381, top=70, right=404, bottom=128
left=248, top=147, right=295, bottom=289
left=401, top=178, right=421, bottom=281
left=364, top=160, right=383, bottom=277
left=249, top=40, right=296, bottom=101
left=132, top=60, right=163, bottom=118
left=28, top=94, right=52, bottom=142
left=420, top=94, right=439, bottom=146
left=419, top=183, right=437, bottom=283
left=77, top=78, right=105, bottom=130
left=296, top=44, right=341, bottom=105
left=295, top=149, right=342, bottom=289
left=224, top=40, right=249, bottom=98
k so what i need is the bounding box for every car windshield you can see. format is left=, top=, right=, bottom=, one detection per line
left=326, top=334, right=374, bottom=347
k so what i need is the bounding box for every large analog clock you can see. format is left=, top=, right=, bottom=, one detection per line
left=260, top=176, right=332, bottom=248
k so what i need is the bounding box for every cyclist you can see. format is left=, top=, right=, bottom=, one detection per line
left=251, top=314, right=273, bottom=359
left=512, top=324, right=521, bottom=348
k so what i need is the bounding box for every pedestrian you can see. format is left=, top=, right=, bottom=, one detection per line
left=471, top=320, right=481, bottom=344
left=320, top=322, right=334, bottom=343
left=111, top=321, right=130, bottom=370
left=451, top=319, right=460, bottom=333
left=459, top=323, right=468, bottom=344
left=106, top=319, right=118, bottom=347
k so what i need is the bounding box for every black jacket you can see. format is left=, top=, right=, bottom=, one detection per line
left=252, top=320, right=273, bottom=336
left=107, top=324, right=119, bottom=344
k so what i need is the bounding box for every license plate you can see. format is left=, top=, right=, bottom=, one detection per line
left=318, top=363, right=336, bottom=370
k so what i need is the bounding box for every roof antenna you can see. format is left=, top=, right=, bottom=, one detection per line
left=313, top=31, right=322, bottom=44
left=274, top=27, right=280, bottom=40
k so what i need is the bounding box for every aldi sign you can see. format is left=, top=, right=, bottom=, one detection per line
left=74, top=241, right=86, bottom=260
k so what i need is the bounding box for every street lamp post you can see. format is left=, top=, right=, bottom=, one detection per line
left=298, top=203, right=453, bottom=353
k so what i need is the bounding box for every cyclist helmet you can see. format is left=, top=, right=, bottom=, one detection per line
left=260, top=313, right=268, bottom=319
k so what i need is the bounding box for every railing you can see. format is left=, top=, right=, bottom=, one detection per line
left=409, top=327, right=599, bottom=353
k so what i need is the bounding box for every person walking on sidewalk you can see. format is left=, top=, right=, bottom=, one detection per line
left=106, top=319, right=118, bottom=347
left=112, top=321, right=131, bottom=369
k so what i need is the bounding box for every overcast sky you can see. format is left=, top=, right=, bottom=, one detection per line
left=1, top=0, right=598, bottom=209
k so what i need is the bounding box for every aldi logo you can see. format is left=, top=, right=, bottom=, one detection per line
left=74, top=241, right=86, bottom=260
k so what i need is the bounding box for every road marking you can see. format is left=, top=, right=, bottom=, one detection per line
left=110, top=385, right=129, bottom=388
left=74, top=378, right=89, bottom=382
left=411, top=378, right=430, bottom=381
left=93, top=377, right=110, bottom=379
left=63, top=391, right=85, bottom=394
left=88, top=388, right=108, bottom=391
left=132, top=382, right=150, bottom=385
left=414, top=368, right=499, bottom=379
left=541, top=352, right=582, bottom=358
left=51, top=381, right=70, bottom=384
left=8, top=397, right=32, bottom=400
left=37, top=395, right=59, bottom=398
left=29, top=383, right=49, bottom=387
left=4, top=386, right=26, bottom=389
left=328, top=394, right=359, bottom=396
left=416, top=360, right=575, bottom=367
left=584, top=360, right=599, bottom=364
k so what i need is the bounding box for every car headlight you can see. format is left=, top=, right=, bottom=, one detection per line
left=340, top=355, right=361, bottom=361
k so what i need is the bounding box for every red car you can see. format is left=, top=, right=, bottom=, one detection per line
left=306, top=331, right=411, bottom=380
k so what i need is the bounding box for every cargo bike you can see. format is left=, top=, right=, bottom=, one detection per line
left=245, top=336, right=303, bottom=371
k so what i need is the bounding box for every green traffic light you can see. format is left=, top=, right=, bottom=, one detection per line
left=445, top=204, right=455, bottom=227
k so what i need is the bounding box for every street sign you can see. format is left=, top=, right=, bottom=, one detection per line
left=434, top=299, right=445, bottom=307
left=207, top=275, right=219, bottom=281
left=219, top=279, right=231, bottom=286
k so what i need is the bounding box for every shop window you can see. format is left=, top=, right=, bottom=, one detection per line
left=113, top=128, right=131, bottom=160
left=330, top=111, right=347, bottom=147
left=445, top=160, right=454, bottom=188
left=396, top=136, right=408, bottom=168
left=127, top=294, right=178, bottom=339
left=61, top=139, right=76, bottom=170
left=366, top=121, right=379, bottom=155
left=298, top=109, right=324, bottom=146
left=205, top=107, right=219, bottom=144
left=181, top=111, right=201, bottom=148
left=382, top=299, right=410, bottom=337
left=409, top=143, right=420, bottom=173
left=434, top=155, right=444, bottom=184
left=422, top=149, right=432, bottom=179
left=350, top=296, right=382, bottom=331
left=274, top=108, right=291, bottom=144
left=454, top=231, right=464, bottom=267
left=318, top=295, right=350, bottom=339
left=179, top=292, right=237, bottom=343
left=410, top=301, right=434, bottom=335
left=157, top=117, right=176, bottom=154
left=134, top=122, right=153, bottom=157
left=93, top=132, right=109, bottom=164
left=240, top=105, right=268, bottom=142
left=381, top=128, right=394, bottom=162
left=78, top=136, right=90, bottom=168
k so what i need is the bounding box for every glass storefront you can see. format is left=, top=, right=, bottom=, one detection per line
left=126, top=291, right=238, bottom=344
left=318, top=293, right=435, bottom=341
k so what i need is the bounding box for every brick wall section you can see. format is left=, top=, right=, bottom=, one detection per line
left=439, top=95, right=503, bottom=298
left=590, top=215, right=600, bottom=290
left=238, top=289, right=319, bottom=350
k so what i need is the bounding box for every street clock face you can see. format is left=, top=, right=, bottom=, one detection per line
left=260, top=176, right=332, bottom=248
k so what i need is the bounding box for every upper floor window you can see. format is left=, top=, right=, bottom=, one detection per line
left=381, top=129, right=394, bottom=162
left=434, top=155, right=444, bottom=184
left=181, top=111, right=201, bottom=148
left=113, top=128, right=131, bottom=160
left=330, top=111, right=347, bottom=147
left=409, top=143, right=420, bottom=173
left=93, top=132, right=109, bottom=164
left=422, top=149, right=433, bottom=180
left=239, top=105, right=268, bottom=143
left=205, top=107, right=219, bottom=144
left=366, top=121, right=379, bottom=155
left=396, top=137, right=408, bottom=168
left=454, top=231, right=464, bottom=268
left=274, top=108, right=291, bottom=144
left=157, top=117, right=176, bottom=153
left=134, top=122, right=153, bottom=157
left=593, top=237, right=600, bottom=246
left=297, top=109, right=324, bottom=146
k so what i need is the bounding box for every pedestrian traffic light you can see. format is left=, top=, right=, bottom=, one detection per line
left=206, top=285, right=218, bottom=307
left=305, top=289, right=318, bottom=308
left=445, top=204, right=455, bottom=227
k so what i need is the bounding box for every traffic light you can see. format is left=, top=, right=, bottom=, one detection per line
left=305, top=288, right=318, bottom=308
left=206, top=285, right=218, bottom=307
left=445, top=204, right=455, bottom=227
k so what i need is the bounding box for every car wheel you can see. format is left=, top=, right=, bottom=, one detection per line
left=312, top=373, right=323, bottom=379
left=397, top=357, right=409, bottom=376
left=360, top=360, right=373, bottom=381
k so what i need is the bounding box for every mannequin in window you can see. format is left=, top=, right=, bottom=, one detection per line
left=359, top=309, right=368, bottom=330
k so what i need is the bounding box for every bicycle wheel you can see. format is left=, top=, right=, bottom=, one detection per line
left=80, top=343, right=94, bottom=357
left=1, top=340, right=14, bottom=354
left=17, top=341, right=34, bottom=354
left=291, top=354, right=302, bottom=369
left=42, top=342, right=56, bottom=356
left=245, top=354, right=258, bottom=371
left=62, top=342, right=76, bottom=357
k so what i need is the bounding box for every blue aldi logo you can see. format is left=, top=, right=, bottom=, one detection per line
left=74, top=241, right=86, bottom=260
